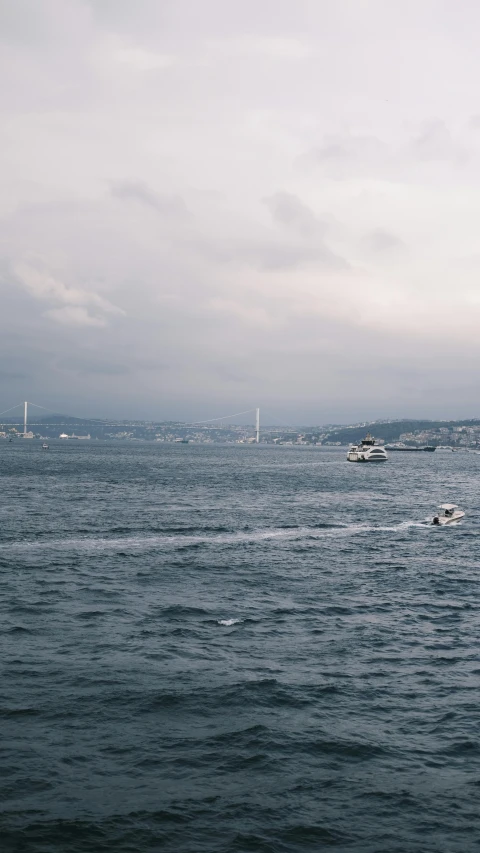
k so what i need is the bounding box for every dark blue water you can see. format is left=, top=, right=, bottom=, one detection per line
left=1, top=443, right=480, bottom=852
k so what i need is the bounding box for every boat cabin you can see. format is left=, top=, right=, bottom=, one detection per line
left=361, top=434, right=376, bottom=446
left=439, top=503, right=457, bottom=517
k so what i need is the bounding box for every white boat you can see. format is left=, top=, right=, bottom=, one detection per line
left=347, top=434, right=388, bottom=462
left=432, top=504, right=465, bottom=525
left=42, top=442, right=49, bottom=450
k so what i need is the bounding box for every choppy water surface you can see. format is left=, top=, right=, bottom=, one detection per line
left=1, top=443, right=480, bottom=852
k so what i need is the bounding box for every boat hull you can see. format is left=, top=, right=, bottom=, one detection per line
left=347, top=453, right=387, bottom=462
left=433, top=511, right=465, bottom=525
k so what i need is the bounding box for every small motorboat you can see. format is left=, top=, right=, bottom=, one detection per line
left=42, top=443, right=49, bottom=450
left=432, top=504, right=465, bottom=525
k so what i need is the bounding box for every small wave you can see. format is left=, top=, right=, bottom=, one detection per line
left=75, top=610, right=107, bottom=620
left=218, top=618, right=242, bottom=626
left=161, top=605, right=209, bottom=618
left=0, top=707, right=39, bottom=718
left=308, top=736, right=388, bottom=760
left=4, top=625, right=32, bottom=634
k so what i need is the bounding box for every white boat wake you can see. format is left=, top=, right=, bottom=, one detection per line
left=2, top=520, right=430, bottom=554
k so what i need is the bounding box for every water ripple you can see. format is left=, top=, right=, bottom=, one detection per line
left=1, top=443, right=480, bottom=852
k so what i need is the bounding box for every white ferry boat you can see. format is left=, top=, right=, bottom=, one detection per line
left=347, top=434, right=388, bottom=463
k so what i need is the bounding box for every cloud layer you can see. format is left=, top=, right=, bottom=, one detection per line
left=2, top=0, right=480, bottom=421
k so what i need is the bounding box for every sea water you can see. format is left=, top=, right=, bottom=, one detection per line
left=1, top=443, right=480, bottom=852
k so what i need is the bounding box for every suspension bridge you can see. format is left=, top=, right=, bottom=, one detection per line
left=0, top=402, right=263, bottom=442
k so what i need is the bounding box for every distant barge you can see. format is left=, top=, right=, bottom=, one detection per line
left=385, top=444, right=436, bottom=452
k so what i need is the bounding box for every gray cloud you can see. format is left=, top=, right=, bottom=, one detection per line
left=0, top=370, right=28, bottom=380
left=302, top=134, right=390, bottom=179
left=263, top=191, right=323, bottom=237
left=302, top=120, right=469, bottom=182
left=469, top=115, right=480, bottom=130
left=242, top=241, right=346, bottom=271
left=59, top=356, right=130, bottom=376
left=110, top=181, right=190, bottom=218
left=184, top=234, right=347, bottom=270
left=13, top=262, right=125, bottom=328
left=311, top=134, right=387, bottom=165
left=367, top=229, right=405, bottom=252
left=411, top=119, right=466, bottom=163
left=2, top=1, right=480, bottom=421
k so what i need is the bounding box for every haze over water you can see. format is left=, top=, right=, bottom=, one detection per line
left=2, top=442, right=480, bottom=852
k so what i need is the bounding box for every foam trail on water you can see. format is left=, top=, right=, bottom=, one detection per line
left=0, top=520, right=429, bottom=553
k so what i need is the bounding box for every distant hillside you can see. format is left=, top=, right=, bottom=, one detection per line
left=323, top=419, right=480, bottom=445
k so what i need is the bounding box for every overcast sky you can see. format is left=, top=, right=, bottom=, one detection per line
left=2, top=0, right=480, bottom=424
